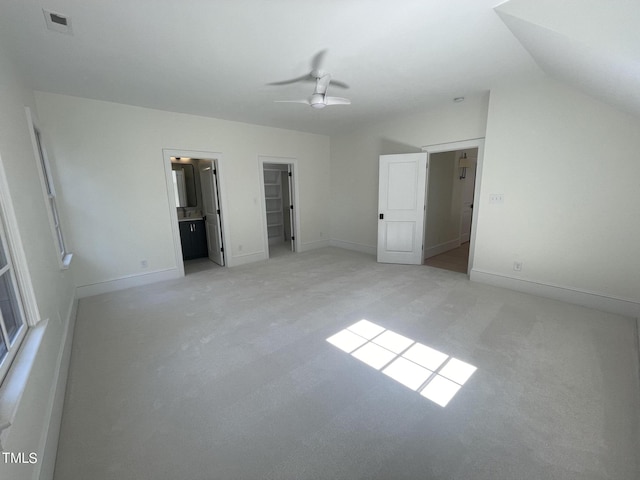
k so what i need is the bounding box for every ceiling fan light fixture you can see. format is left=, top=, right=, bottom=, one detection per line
left=309, top=93, right=326, bottom=108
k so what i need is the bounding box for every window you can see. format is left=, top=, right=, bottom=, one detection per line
left=0, top=210, right=27, bottom=384
left=26, top=108, right=72, bottom=269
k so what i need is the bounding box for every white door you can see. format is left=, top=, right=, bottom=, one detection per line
left=460, top=160, right=476, bottom=243
left=287, top=165, right=296, bottom=252
left=377, top=153, right=428, bottom=264
left=199, top=160, right=225, bottom=266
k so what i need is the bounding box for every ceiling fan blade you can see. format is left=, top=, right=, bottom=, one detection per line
left=274, top=99, right=311, bottom=105
left=325, top=96, right=351, bottom=106
left=310, top=49, right=327, bottom=77
left=329, top=79, right=349, bottom=89
left=267, top=74, right=312, bottom=86
left=316, top=74, right=331, bottom=95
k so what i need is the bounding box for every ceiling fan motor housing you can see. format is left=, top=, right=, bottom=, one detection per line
left=309, top=93, right=326, bottom=109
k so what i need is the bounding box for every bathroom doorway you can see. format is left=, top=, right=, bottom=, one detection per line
left=163, top=149, right=229, bottom=276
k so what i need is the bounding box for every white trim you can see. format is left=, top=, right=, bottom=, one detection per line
left=0, top=319, right=48, bottom=451
left=25, top=107, right=72, bottom=271
left=75, top=268, right=180, bottom=299
left=470, top=268, right=640, bottom=318
left=36, top=297, right=77, bottom=480
left=635, top=318, right=640, bottom=384
left=423, top=138, right=485, bottom=276
left=0, top=155, right=41, bottom=326
left=329, top=239, right=376, bottom=256
left=635, top=318, right=640, bottom=382
left=228, top=251, right=266, bottom=267
left=162, top=149, right=231, bottom=277
left=258, top=156, right=301, bottom=258
left=424, top=238, right=461, bottom=260
left=298, top=239, right=330, bottom=252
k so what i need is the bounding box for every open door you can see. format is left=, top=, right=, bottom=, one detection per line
left=199, top=160, right=225, bottom=266
left=377, top=152, right=428, bottom=264
left=460, top=157, right=476, bottom=243
left=287, top=164, right=296, bottom=252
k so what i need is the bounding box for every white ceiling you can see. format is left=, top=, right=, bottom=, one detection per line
left=0, top=1, right=636, bottom=135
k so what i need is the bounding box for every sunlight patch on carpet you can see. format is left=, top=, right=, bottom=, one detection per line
left=327, top=320, right=476, bottom=407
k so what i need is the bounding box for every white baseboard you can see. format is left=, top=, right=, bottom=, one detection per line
left=329, top=239, right=376, bottom=256
left=37, top=297, right=78, bottom=480
left=298, top=239, right=330, bottom=252
left=470, top=268, right=640, bottom=318
left=424, top=238, right=460, bottom=260
left=76, top=268, right=181, bottom=298
left=228, top=251, right=266, bottom=267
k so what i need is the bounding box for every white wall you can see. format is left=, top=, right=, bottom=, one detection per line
left=329, top=93, right=490, bottom=253
left=34, top=92, right=331, bottom=290
left=0, top=47, right=76, bottom=480
left=473, top=76, right=640, bottom=314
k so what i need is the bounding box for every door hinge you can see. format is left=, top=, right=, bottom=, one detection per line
left=217, top=209, right=221, bottom=214
left=213, top=169, right=217, bottom=175
left=290, top=205, right=293, bottom=210
left=220, top=247, right=224, bottom=252
left=291, top=236, right=295, bottom=240
left=288, top=172, right=292, bottom=177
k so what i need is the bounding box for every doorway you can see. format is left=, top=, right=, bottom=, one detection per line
left=423, top=148, right=477, bottom=274
left=258, top=157, right=299, bottom=259
left=376, top=139, right=484, bottom=275
left=163, top=149, right=228, bottom=277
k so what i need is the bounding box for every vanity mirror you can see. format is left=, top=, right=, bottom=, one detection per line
left=171, top=161, right=197, bottom=207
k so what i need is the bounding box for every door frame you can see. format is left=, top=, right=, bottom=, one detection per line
left=162, top=149, right=230, bottom=276
left=258, top=156, right=300, bottom=258
left=422, top=138, right=485, bottom=275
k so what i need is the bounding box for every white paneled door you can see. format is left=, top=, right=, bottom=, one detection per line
left=377, top=153, right=428, bottom=264
left=199, top=160, right=225, bottom=266
left=460, top=159, right=476, bottom=243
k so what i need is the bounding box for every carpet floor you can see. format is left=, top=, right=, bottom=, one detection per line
left=54, top=247, right=639, bottom=480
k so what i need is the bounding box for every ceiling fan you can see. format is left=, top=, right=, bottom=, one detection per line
left=270, top=50, right=351, bottom=109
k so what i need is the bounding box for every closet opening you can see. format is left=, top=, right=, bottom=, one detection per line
left=259, top=157, right=298, bottom=259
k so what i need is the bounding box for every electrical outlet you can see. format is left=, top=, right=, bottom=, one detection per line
left=489, top=193, right=504, bottom=204
left=141, top=260, right=148, bottom=269
left=513, top=261, right=522, bottom=272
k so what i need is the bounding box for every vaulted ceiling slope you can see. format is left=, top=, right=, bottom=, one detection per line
left=495, top=0, right=640, bottom=120
left=0, top=1, right=636, bottom=135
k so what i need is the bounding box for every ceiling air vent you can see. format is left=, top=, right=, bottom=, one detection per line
left=43, top=9, right=73, bottom=35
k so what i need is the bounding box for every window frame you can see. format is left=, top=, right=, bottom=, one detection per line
left=0, top=151, right=42, bottom=391
left=26, top=107, right=72, bottom=269
left=0, top=213, right=28, bottom=384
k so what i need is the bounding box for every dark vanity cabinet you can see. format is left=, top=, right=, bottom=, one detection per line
left=179, top=219, right=208, bottom=260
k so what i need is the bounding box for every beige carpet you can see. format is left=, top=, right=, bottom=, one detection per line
left=54, top=247, right=639, bottom=480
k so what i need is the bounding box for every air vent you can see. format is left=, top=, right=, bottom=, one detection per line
left=43, top=9, right=73, bottom=35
